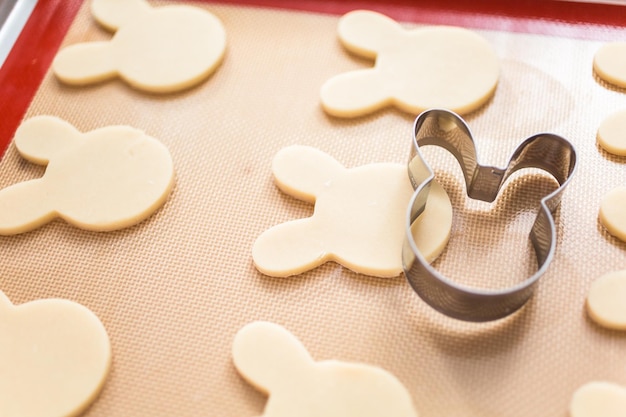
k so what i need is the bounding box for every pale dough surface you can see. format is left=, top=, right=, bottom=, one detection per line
left=252, top=145, right=452, bottom=278
left=593, top=42, right=626, bottom=88
left=597, top=109, right=626, bottom=156
left=0, top=290, right=111, bottom=417
left=586, top=269, right=626, bottom=330
left=0, top=115, right=174, bottom=235
left=232, top=321, right=419, bottom=417
left=321, top=10, right=499, bottom=117
left=599, top=186, right=626, bottom=242
left=53, top=0, right=226, bottom=93
left=570, top=381, right=626, bottom=417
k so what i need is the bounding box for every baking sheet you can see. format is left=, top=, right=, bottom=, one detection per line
left=1, top=1, right=626, bottom=416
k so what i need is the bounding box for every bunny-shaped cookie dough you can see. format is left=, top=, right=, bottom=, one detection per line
left=0, top=115, right=174, bottom=235
left=0, top=290, right=111, bottom=417
left=321, top=10, right=499, bottom=117
left=53, top=0, right=226, bottom=93
left=570, top=381, right=626, bottom=417
left=252, top=145, right=452, bottom=278
left=233, top=321, right=419, bottom=417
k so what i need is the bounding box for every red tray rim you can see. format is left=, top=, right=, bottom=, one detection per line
left=0, top=0, right=624, bottom=157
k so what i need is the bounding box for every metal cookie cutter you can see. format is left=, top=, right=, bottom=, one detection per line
left=402, top=109, right=577, bottom=322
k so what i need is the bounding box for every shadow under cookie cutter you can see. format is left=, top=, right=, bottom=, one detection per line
left=402, top=109, right=577, bottom=322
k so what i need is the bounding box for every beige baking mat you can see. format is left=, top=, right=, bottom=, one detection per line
left=1, top=1, right=625, bottom=416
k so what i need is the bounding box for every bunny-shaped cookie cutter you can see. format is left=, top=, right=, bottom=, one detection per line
left=403, top=109, right=577, bottom=322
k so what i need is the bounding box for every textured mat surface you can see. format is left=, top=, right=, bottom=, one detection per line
left=0, top=1, right=625, bottom=416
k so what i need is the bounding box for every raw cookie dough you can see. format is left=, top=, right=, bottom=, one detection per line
left=0, top=115, right=174, bottom=235
left=0, top=290, right=111, bottom=417
left=597, top=109, right=626, bottom=156
left=587, top=269, right=626, bottom=330
left=252, top=145, right=452, bottom=278
left=321, top=10, right=499, bottom=117
left=593, top=42, right=626, bottom=88
left=599, top=186, right=626, bottom=242
left=53, top=0, right=226, bottom=93
left=570, top=381, right=626, bottom=417
left=233, top=321, right=419, bottom=417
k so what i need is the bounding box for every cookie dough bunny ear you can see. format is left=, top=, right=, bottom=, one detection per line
left=0, top=178, right=56, bottom=235
left=253, top=218, right=328, bottom=277
left=321, top=69, right=391, bottom=117
left=337, top=10, right=404, bottom=58
left=0, top=116, right=81, bottom=235
left=252, top=146, right=344, bottom=276
left=233, top=322, right=313, bottom=394
left=55, top=0, right=152, bottom=87
left=13, top=115, right=82, bottom=165
left=321, top=11, right=404, bottom=117
left=91, top=0, right=151, bottom=31
left=52, top=41, right=118, bottom=86
left=271, top=145, right=344, bottom=203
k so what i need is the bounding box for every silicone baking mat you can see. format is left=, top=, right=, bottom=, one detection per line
left=1, top=1, right=626, bottom=416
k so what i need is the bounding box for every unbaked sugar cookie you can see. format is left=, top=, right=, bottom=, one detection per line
left=252, top=145, right=452, bottom=278
left=597, top=109, right=626, bottom=156
left=0, top=115, right=174, bottom=235
left=593, top=42, right=626, bottom=89
left=321, top=10, right=499, bottom=117
left=53, top=0, right=226, bottom=93
left=570, top=381, right=626, bottom=417
left=587, top=269, right=626, bottom=330
left=233, top=321, right=419, bottom=417
left=599, top=186, right=626, bottom=242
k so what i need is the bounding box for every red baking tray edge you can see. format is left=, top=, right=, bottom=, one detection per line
left=0, top=0, right=82, bottom=157
left=0, top=0, right=625, bottom=159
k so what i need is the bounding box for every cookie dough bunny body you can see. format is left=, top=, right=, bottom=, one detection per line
left=233, top=321, right=419, bottom=417
left=53, top=0, right=226, bottom=93
left=0, top=115, right=174, bottom=234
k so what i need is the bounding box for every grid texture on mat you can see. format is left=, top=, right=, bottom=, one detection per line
left=0, top=1, right=626, bottom=417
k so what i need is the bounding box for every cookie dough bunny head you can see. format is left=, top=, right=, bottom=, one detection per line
left=0, top=115, right=174, bottom=235
left=252, top=145, right=451, bottom=278
left=233, top=321, right=420, bottom=417
left=0, top=290, right=111, bottom=417
left=53, top=0, right=226, bottom=93
left=321, top=10, right=499, bottom=117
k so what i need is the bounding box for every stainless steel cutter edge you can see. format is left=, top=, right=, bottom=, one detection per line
left=402, top=109, right=577, bottom=322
